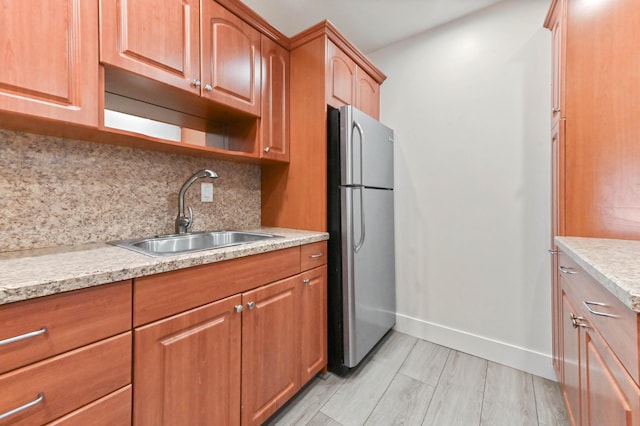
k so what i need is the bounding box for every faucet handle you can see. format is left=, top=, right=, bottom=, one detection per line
left=186, top=206, right=193, bottom=230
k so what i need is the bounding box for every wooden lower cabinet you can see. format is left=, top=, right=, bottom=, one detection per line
left=559, top=260, right=640, bottom=426
left=241, top=276, right=300, bottom=425
left=133, top=244, right=328, bottom=425
left=133, top=295, right=242, bottom=426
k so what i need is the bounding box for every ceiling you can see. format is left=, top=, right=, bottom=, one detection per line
left=239, top=0, right=506, bottom=53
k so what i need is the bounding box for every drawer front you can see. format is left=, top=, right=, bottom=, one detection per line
left=560, top=254, right=639, bottom=384
left=0, top=332, right=131, bottom=425
left=47, top=385, right=132, bottom=426
left=134, top=247, right=300, bottom=326
left=0, top=280, right=132, bottom=374
left=300, top=241, right=328, bottom=271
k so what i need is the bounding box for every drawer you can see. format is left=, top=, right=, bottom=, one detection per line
left=47, top=385, right=131, bottom=426
left=0, top=280, right=132, bottom=374
left=301, top=241, right=328, bottom=271
left=0, top=332, right=131, bottom=425
left=560, top=255, right=640, bottom=384
left=134, top=247, right=300, bottom=326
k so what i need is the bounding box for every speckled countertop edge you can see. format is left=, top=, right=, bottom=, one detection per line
left=0, top=227, right=329, bottom=306
left=555, top=236, right=640, bottom=312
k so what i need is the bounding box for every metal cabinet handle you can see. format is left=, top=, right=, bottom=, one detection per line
left=309, top=253, right=324, bottom=259
left=204, top=84, right=213, bottom=92
left=264, top=146, right=271, bottom=153
left=303, top=279, right=311, bottom=285
left=247, top=301, right=256, bottom=310
left=192, top=79, right=201, bottom=88
left=0, top=393, right=44, bottom=421
left=570, top=313, right=586, bottom=329
left=559, top=266, right=578, bottom=275
left=583, top=301, right=618, bottom=318
left=548, top=249, right=559, bottom=255
left=234, top=305, right=243, bottom=313
left=0, top=327, right=47, bottom=347
left=552, top=108, right=561, bottom=113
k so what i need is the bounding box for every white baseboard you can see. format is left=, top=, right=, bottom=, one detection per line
left=395, top=313, right=558, bottom=381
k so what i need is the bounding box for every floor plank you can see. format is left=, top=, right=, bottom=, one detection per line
left=364, top=373, right=434, bottom=425
left=320, top=358, right=399, bottom=426
left=370, top=331, right=418, bottom=368
left=532, top=375, right=570, bottom=426
left=422, top=351, right=487, bottom=426
left=306, top=412, right=342, bottom=426
left=480, top=361, right=538, bottom=426
left=265, top=374, right=344, bottom=425
left=399, top=339, right=450, bottom=387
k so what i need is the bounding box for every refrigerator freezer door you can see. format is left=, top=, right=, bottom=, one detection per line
left=340, top=106, right=394, bottom=189
left=341, top=186, right=396, bottom=367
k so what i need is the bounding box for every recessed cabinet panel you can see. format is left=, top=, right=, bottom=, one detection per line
left=260, top=36, right=290, bottom=162
left=300, top=266, right=327, bottom=383
left=0, top=0, right=98, bottom=125
left=202, top=1, right=261, bottom=116
left=327, top=41, right=356, bottom=108
left=356, top=67, right=380, bottom=120
left=100, top=0, right=200, bottom=93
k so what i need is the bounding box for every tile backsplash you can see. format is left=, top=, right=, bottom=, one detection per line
left=0, top=130, right=261, bottom=252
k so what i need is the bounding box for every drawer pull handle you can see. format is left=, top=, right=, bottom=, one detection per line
left=559, top=266, right=578, bottom=275
left=0, top=392, right=44, bottom=421
left=0, top=327, right=47, bottom=347
left=547, top=250, right=559, bottom=255
left=583, top=301, right=618, bottom=318
left=309, top=253, right=324, bottom=259
left=303, top=279, right=311, bottom=285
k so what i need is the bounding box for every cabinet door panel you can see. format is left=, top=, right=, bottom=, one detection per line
left=561, top=285, right=581, bottom=426
left=327, top=41, right=356, bottom=108
left=300, top=266, right=327, bottom=383
left=202, top=1, right=261, bottom=116
left=134, top=295, right=241, bottom=426
left=582, top=327, right=640, bottom=426
left=0, top=0, right=98, bottom=125
left=260, top=37, right=289, bottom=161
left=242, top=276, right=300, bottom=425
left=100, top=0, right=200, bottom=93
left=356, top=68, right=380, bottom=120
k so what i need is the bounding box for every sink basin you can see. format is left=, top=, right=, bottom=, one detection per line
left=110, top=230, right=280, bottom=257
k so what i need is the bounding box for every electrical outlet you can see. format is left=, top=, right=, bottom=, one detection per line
left=201, top=182, right=214, bottom=202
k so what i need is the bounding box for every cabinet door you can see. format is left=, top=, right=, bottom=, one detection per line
left=241, top=276, right=300, bottom=426
left=0, top=0, right=98, bottom=125
left=300, top=266, right=327, bottom=383
left=355, top=67, right=380, bottom=120
left=100, top=0, right=201, bottom=95
left=201, top=1, right=261, bottom=116
left=561, top=284, right=581, bottom=426
left=549, top=0, right=565, bottom=125
left=582, top=325, right=640, bottom=426
left=326, top=41, right=357, bottom=109
left=260, top=37, right=290, bottom=162
left=133, top=295, right=242, bottom=426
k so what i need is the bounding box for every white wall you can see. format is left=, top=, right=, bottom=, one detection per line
left=369, top=0, right=554, bottom=379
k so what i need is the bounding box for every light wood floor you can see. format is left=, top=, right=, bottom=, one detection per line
left=266, top=331, right=569, bottom=426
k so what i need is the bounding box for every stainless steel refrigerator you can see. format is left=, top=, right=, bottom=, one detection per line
left=327, top=105, right=396, bottom=375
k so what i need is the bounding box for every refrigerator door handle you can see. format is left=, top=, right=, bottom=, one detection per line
left=352, top=120, right=364, bottom=186
left=353, top=187, right=366, bottom=253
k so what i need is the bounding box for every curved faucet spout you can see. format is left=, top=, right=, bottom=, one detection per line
left=176, top=169, right=219, bottom=234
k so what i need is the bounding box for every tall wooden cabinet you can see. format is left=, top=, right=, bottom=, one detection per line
left=261, top=22, right=386, bottom=231
left=0, top=0, right=98, bottom=126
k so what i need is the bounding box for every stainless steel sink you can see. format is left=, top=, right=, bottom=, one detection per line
left=109, top=230, right=280, bottom=257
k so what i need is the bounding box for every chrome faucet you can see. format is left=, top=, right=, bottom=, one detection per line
left=175, top=169, right=219, bottom=234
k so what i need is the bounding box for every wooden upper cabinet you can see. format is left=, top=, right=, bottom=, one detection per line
left=545, top=0, right=565, bottom=125
left=100, top=0, right=201, bottom=94
left=356, top=67, right=381, bottom=120
left=201, top=0, right=261, bottom=116
left=260, top=37, right=290, bottom=162
left=326, top=41, right=357, bottom=108
left=0, top=0, right=98, bottom=125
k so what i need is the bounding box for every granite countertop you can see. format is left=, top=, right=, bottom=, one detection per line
left=555, top=236, right=640, bottom=312
left=0, top=227, right=329, bottom=306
